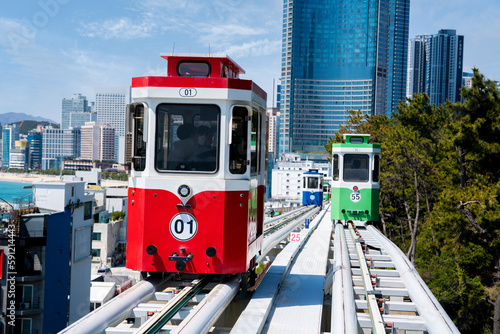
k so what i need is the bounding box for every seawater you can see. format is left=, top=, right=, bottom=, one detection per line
left=0, top=180, right=33, bottom=204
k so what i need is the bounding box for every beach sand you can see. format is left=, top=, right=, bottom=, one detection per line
left=0, top=172, right=128, bottom=188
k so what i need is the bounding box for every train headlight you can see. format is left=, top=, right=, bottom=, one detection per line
left=178, top=185, right=191, bottom=198
left=353, top=186, right=359, bottom=192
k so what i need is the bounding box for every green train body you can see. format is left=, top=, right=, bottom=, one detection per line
left=323, top=177, right=332, bottom=202
left=331, top=134, right=381, bottom=222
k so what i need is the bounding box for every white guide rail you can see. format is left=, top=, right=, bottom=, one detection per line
left=331, top=221, right=460, bottom=334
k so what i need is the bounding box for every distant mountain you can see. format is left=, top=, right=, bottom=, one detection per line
left=0, top=112, right=57, bottom=125
left=11, top=120, right=60, bottom=135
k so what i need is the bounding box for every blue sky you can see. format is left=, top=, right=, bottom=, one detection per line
left=1, top=0, right=499, bottom=123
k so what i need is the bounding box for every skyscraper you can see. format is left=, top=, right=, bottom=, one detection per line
left=95, top=87, right=130, bottom=163
left=280, top=0, right=410, bottom=154
left=61, top=94, right=89, bottom=129
left=27, top=127, right=43, bottom=169
left=41, top=127, right=81, bottom=170
left=1, top=124, right=19, bottom=167
left=407, top=29, right=464, bottom=105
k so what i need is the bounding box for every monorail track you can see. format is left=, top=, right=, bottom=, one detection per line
left=62, top=206, right=319, bottom=334
left=62, top=206, right=460, bottom=334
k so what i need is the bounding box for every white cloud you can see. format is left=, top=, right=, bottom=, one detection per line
left=218, top=39, right=281, bottom=58
left=0, top=17, right=39, bottom=51
left=79, top=17, right=158, bottom=40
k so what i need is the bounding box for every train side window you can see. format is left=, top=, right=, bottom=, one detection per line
left=229, top=106, right=249, bottom=174
left=251, top=109, right=260, bottom=175
left=343, top=154, right=369, bottom=182
left=126, top=103, right=147, bottom=172
left=373, top=154, right=380, bottom=182
left=333, top=154, right=339, bottom=181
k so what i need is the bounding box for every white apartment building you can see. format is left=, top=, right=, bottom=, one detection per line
left=271, top=156, right=331, bottom=202
left=81, top=122, right=115, bottom=162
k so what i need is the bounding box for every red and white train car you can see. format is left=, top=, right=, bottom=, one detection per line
left=125, top=54, right=267, bottom=275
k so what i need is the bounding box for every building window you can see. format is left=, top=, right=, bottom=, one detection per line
left=92, top=232, right=101, bottom=241
left=22, top=285, right=33, bottom=306
left=84, top=202, right=92, bottom=220
left=21, top=319, right=32, bottom=334
left=92, top=249, right=101, bottom=257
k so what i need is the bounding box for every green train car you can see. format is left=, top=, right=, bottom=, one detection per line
left=331, top=134, right=381, bottom=222
left=323, top=177, right=332, bottom=202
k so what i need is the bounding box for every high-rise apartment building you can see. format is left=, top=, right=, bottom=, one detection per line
left=80, top=122, right=115, bottom=162
left=61, top=94, right=89, bottom=129
left=279, top=0, right=410, bottom=154
left=95, top=88, right=129, bottom=163
left=407, top=29, right=464, bottom=105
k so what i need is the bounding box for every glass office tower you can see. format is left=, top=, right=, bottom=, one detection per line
left=280, top=0, right=410, bottom=154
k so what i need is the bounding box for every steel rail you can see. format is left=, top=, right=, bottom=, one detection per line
left=366, top=225, right=461, bottom=334
left=331, top=222, right=357, bottom=334
left=263, top=206, right=315, bottom=235
left=58, top=274, right=171, bottom=334
left=171, top=276, right=240, bottom=333
left=348, top=223, right=386, bottom=334
left=258, top=206, right=320, bottom=262
left=264, top=206, right=309, bottom=227
left=136, top=275, right=212, bottom=334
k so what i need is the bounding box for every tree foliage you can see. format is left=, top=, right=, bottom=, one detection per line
left=325, top=69, right=500, bottom=333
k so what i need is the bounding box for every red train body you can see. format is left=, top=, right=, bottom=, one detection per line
left=125, top=54, right=267, bottom=274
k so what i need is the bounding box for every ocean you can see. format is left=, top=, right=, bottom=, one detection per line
left=0, top=180, right=33, bottom=204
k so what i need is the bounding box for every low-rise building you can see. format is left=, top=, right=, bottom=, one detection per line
left=0, top=181, right=94, bottom=333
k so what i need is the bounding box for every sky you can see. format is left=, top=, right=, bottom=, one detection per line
left=1, top=0, right=499, bottom=124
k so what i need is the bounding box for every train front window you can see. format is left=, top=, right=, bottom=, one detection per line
left=343, top=154, right=369, bottom=182
left=155, top=104, right=220, bottom=173
left=308, top=177, right=319, bottom=189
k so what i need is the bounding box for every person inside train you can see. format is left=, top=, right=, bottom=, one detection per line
left=167, top=123, right=199, bottom=169
left=344, top=155, right=369, bottom=181
left=193, top=125, right=217, bottom=171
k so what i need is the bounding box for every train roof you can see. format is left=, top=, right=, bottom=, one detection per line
left=160, top=54, right=246, bottom=77
left=131, top=53, right=267, bottom=103
left=331, top=134, right=381, bottom=149
left=303, top=169, right=322, bottom=175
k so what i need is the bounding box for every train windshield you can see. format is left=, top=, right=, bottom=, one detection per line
left=343, top=154, right=369, bottom=182
left=308, top=177, right=319, bottom=189
left=155, top=104, right=220, bottom=172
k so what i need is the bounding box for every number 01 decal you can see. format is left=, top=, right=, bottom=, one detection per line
left=179, top=88, right=197, bottom=97
left=170, top=213, right=198, bottom=241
